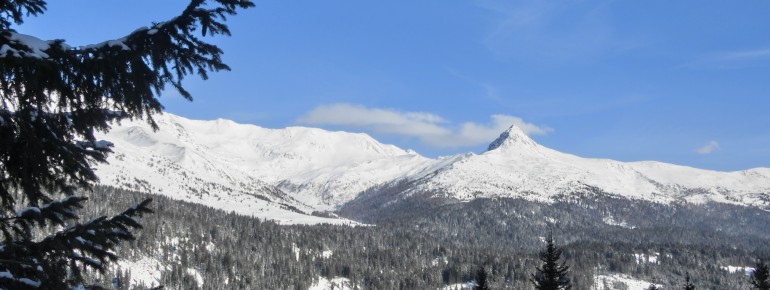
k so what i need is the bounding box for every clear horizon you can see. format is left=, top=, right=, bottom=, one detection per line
left=16, top=0, right=770, bottom=171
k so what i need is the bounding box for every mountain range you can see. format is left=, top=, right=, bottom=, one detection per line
left=94, top=113, right=770, bottom=223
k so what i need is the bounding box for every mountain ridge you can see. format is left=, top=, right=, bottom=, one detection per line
left=94, top=113, right=770, bottom=223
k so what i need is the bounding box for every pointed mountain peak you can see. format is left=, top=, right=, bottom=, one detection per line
left=486, top=125, right=538, bottom=151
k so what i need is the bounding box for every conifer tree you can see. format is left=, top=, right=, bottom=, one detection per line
left=752, top=261, right=770, bottom=290
left=474, top=265, right=490, bottom=290
left=0, top=0, right=253, bottom=288
left=531, top=234, right=572, bottom=290
left=683, top=272, right=695, bottom=290
left=647, top=284, right=661, bottom=290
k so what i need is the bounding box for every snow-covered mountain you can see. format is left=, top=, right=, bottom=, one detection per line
left=404, top=125, right=770, bottom=207
left=94, top=113, right=432, bottom=223
left=94, top=113, right=770, bottom=223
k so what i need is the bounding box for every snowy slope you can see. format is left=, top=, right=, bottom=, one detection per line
left=593, top=274, right=657, bottom=290
left=405, top=126, right=770, bottom=207
left=95, top=113, right=770, bottom=223
left=308, top=277, right=355, bottom=290
left=94, top=113, right=431, bottom=222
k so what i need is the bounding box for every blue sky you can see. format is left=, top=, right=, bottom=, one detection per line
left=17, top=0, right=770, bottom=171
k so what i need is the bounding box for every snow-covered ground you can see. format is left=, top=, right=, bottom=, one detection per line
left=112, top=236, right=209, bottom=289
left=115, top=256, right=163, bottom=288
left=593, top=273, right=657, bottom=290
left=308, top=277, right=355, bottom=290
left=439, top=282, right=475, bottom=289
left=722, top=265, right=754, bottom=276
left=186, top=267, right=204, bottom=288
left=634, top=253, right=659, bottom=264
left=603, top=216, right=637, bottom=229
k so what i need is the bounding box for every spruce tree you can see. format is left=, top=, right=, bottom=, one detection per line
left=531, top=234, right=572, bottom=290
left=0, top=0, right=253, bottom=288
left=647, top=284, right=661, bottom=290
left=752, top=261, right=770, bottom=290
left=474, top=266, right=490, bottom=290
left=683, top=272, right=695, bottom=290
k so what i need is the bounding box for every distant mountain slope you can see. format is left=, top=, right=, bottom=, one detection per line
left=95, top=113, right=770, bottom=223
left=403, top=126, right=770, bottom=207
left=94, top=113, right=431, bottom=223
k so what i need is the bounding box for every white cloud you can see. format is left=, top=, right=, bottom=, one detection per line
left=720, top=49, right=770, bottom=60
left=696, top=141, right=720, bottom=155
left=683, top=48, right=770, bottom=69
left=297, top=103, right=551, bottom=148
left=296, top=103, right=450, bottom=137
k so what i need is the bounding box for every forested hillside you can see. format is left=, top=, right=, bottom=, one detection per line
left=81, top=186, right=769, bottom=289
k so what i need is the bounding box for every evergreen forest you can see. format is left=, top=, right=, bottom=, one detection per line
left=82, top=186, right=770, bottom=289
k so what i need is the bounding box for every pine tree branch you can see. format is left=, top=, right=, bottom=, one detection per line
left=0, top=1, right=251, bottom=288
left=0, top=1, right=253, bottom=207
left=0, top=0, right=46, bottom=29
left=0, top=198, right=153, bottom=289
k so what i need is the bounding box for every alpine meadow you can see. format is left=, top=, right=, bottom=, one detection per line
left=2, top=1, right=770, bottom=290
